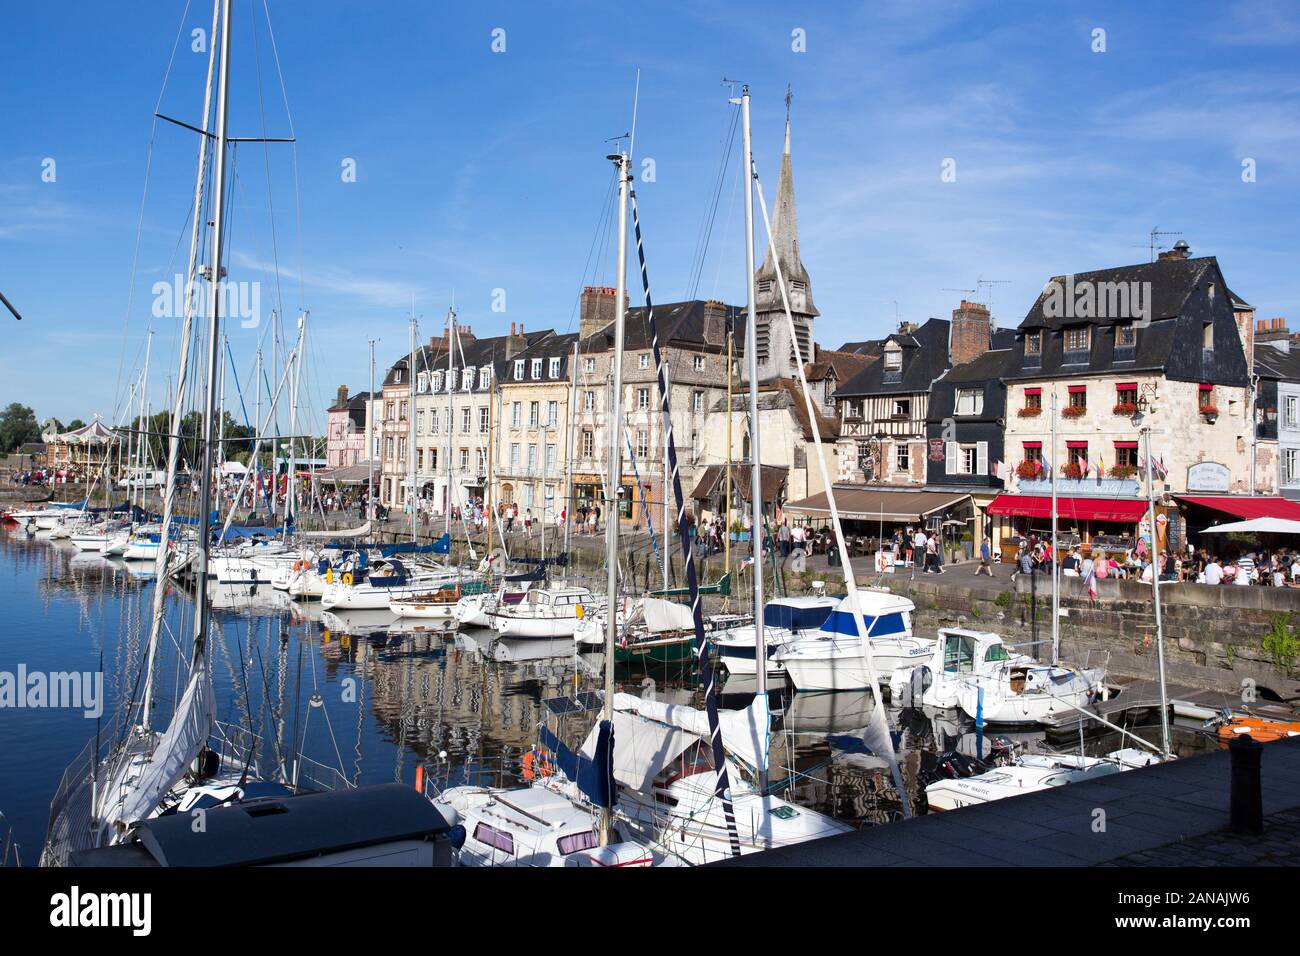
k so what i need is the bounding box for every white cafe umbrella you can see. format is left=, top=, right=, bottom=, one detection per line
left=1200, top=517, right=1300, bottom=535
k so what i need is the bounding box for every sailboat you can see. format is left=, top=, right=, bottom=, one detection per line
left=44, top=0, right=457, bottom=869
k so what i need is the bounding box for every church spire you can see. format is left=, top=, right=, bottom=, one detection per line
left=757, top=85, right=817, bottom=318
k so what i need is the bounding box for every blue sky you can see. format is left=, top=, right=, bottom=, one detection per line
left=3, top=0, right=1299, bottom=428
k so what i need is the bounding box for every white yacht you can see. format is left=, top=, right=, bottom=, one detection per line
left=889, top=627, right=1106, bottom=725
left=775, top=589, right=935, bottom=691
left=711, top=592, right=840, bottom=675
left=488, top=585, right=594, bottom=639
left=926, top=748, right=1163, bottom=811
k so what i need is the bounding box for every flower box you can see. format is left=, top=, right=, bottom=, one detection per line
left=1061, top=462, right=1083, bottom=479
left=1199, top=405, right=1219, bottom=416
left=1016, top=459, right=1043, bottom=479
left=1017, top=406, right=1042, bottom=417
left=1108, top=464, right=1138, bottom=479
left=1061, top=405, right=1087, bottom=419
left=1112, top=402, right=1137, bottom=416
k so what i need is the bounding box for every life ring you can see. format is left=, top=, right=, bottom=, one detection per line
left=293, top=559, right=309, bottom=572
left=522, top=749, right=554, bottom=780
left=341, top=572, right=354, bottom=586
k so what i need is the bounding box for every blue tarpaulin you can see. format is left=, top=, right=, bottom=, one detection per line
left=379, top=533, right=450, bottom=558
left=538, top=720, right=614, bottom=809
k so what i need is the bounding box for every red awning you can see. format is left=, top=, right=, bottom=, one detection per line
left=987, top=494, right=1150, bottom=523
left=1022, top=440, right=1042, bottom=449
left=1114, top=441, right=1138, bottom=449
left=1068, top=385, right=1087, bottom=393
left=1024, top=387, right=1042, bottom=395
left=1175, top=496, right=1300, bottom=521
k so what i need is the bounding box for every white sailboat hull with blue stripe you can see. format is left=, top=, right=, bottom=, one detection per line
left=776, top=589, right=935, bottom=691
left=712, top=595, right=840, bottom=675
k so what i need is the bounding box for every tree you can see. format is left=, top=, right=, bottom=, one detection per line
left=0, top=403, right=41, bottom=454
left=66, top=418, right=86, bottom=430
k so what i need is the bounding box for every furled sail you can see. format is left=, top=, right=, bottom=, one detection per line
left=299, top=520, right=371, bottom=539
left=580, top=693, right=766, bottom=793
left=106, top=656, right=215, bottom=830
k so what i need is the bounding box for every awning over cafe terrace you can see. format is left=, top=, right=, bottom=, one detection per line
left=1173, top=496, right=1300, bottom=522
left=985, top=494, right=1149, bottom=523
left=783, top=488, right=973, bottom=523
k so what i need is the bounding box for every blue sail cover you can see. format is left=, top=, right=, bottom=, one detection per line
left=212, top=525, right=283, bottom=543
left=379, top=533, right=450, bottom=557
left=539, top=721, right=614, bottom=808
left=504, top=565, right=545, bottom=583
left=764, top=601, right=836, bottom=630
left=820, top=609, right=908, bottom=638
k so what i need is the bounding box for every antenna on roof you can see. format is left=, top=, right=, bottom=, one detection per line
left=1148, top=226, right=1182, bottom=262
left=976, top=277, right=1011, bottom=310
left=942, top=287, right=976, bottom=298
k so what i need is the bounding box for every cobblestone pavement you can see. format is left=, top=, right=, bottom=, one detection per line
left=1102, top=808, right=1300, bottom=866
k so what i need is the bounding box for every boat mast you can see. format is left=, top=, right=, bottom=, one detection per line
left=1051, top=389, right=1059, bottom=665
left=138, top=330, right=152, bottom=513
left=662, top=362, right=671, bottom=590
left=740, top=87, right=768, bottom=725
left=253, top=346, right=262, bottom=514
left=445, top=307, right=454, bottom=537
left=288, top=313, right=305, bottom=528
left=725, top=327, right=732, bottom=591
left=366, top=338, right=376, bottom=520
left=1144, top=421, right=1172, bottom=756
left=565, top=340, right=578, bottom=557
left=409, top=313, right=418, bottom=543
left=141, top=0, right=220, bottom=730
left=192, top=0, right=234, bottom=661
left=600, top=149, right=629, bottom=847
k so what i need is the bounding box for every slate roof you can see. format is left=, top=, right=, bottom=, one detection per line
left=578, top=299, right=744, bottom=354
left=1254, top=344, right=1300, bottom=383
left=833, top=318, right=952, bottom=398
left=1019, top=256, right=1221, bottom=331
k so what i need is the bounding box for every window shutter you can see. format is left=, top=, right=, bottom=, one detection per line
left=945, top=441, right=957, bottom=475
left=977, top=441, right=989, bottom=476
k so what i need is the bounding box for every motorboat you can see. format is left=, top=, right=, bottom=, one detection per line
left=319, top=557, right=466, bottom=610
left=774, top=589, right=935, bottom=691
left=389, top=585, right=461, bottom=620
left=926, top=748, right=1162, bottom=811
left=711, top=592, right=839, bottom=675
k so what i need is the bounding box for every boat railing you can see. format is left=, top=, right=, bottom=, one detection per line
left=39, top=735, right=98, bottom=868
left=213, top=720, right=354, bottom=794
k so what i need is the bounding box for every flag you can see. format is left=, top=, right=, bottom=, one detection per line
left=1156, top=456, right=1169, bottom=480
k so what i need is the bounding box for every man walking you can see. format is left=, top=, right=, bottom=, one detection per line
left=976, top=535, right=993, bottom=576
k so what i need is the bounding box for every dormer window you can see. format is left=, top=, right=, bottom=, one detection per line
left=1063, top=327, right=1091, bottom=363
left=1025, top=331, right=1042, bottom=355
left=884, top=347, right=902, bottom=370
left=549, top=357, right=561, bottom=379
left=417, top=371, right=429, bottom=394
left=479, top=367, right=491, bottom=389
left=461, top=368, right=473, bottom=391
left=954, top=387, right=983, bottom=416
left=531, top=358, right=542, bottom=379
left=514, top=360, right=525, bottom=380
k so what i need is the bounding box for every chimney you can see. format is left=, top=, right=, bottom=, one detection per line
left=702, top=299, right=727, bottom=347
left=950, top=299, right=992, bottom=367
left=457, top=323, right=476, bottom=346
left=505, top=321, right=528, bottom=360
left=580, top=286, right=623, bottom=339
left=336, top=384, right=348, bottom=406
left=1157, top=240, right=1191, bottom=261
left=1258, top=317, right=1290, bottom=353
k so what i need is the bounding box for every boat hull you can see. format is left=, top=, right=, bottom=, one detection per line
left=780, top=638, right=936, bottom=691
